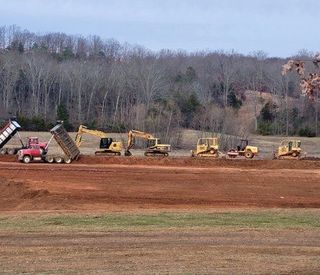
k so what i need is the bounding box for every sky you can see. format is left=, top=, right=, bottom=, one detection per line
left=0, top=0, right=319, bottom=57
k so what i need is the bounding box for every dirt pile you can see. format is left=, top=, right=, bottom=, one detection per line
left=76, top=155, right=320, bottom=169
left=0, top=177, right=50, bottom=210
left=1, top=154, right=320, bottom=170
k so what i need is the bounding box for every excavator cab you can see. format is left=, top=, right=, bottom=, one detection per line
left=147, top=138, right=159, bottom=148
left=100, top=138, right=113, bottom=149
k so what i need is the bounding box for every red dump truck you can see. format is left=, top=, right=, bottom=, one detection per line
left=17, top=123, right=80, bottom=164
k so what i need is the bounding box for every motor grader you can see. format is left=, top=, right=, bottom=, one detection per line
left=274, top=139, right=301, bottom=159
left=125, top=130, right=171, bottom=156
left=227, top=139, right=258, bottom=159
left=75, top=125, right=122, bottom=155
left=191, top=137, right=219, bottom=158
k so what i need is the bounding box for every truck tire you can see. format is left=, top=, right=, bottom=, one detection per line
left=0, top=148, right=7, bottom=155
left=45, top=156, right=54, bottom=163
left=64, top=158, right=72, bottom=164
left=23, top=155, right=32, bottom=164
left=54, top=157, right=63, bottom=163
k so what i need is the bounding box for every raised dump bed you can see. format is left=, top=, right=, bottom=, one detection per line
left=0, top=119, right=22, bottom=154
left=50, top=124, right=80, bottom=161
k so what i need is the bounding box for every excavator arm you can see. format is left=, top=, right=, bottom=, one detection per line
left=75, top=125, right=108, bottom=147
left=125, top=130, right=155, bottom=156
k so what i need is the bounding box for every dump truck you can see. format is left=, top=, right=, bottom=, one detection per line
left=17, top=123, right=80, bottom=164
left=0, top=118, right=23, bottom=155
left=191, top=137, right=219, bottom=158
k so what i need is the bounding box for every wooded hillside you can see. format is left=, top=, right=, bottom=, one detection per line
left=0, top=25, right=318, bottom=142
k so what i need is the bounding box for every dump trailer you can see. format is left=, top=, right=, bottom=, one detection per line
left=0, top=119, right=23, bottom=155
left=18, top=124, right=80, bottom=164
left=50, top=124, right=80, bottom=161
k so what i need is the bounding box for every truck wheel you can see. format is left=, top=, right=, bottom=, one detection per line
left=54, top=157, right=63, bottom=163
left=245, top=150, right=253, bottom=159
left=0, top=148, right=7, bottom=155
left=7, top=148, right=16, bottom=155
left=23, top=155, right=32, bottom=164
left=64, top=158, right=72, bottom=164
left=46, top=156, right=54, bottom=163
left=292, top=152, right=298, bottom=157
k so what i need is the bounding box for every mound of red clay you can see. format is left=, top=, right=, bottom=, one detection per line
left=76, top=155, right=320, bottom=170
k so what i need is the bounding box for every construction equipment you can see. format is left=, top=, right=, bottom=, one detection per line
left=274, top=139, right=301, bottom=159
left=75, top=125, right=122, bottom=155
left=227, top=139, right=258, bottom=159
left=0, top=118, right=23, bottom=155
left=18, top=123, right=80, bottom=164
left=191, top=137, right=219, bottom=157
left=125, top=130, right=171, bottom=156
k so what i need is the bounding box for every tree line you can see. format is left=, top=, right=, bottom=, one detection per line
left=0, top=25, right=319, bottom=144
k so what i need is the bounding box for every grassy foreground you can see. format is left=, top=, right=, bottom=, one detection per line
left=1, top=210, right=320, bottom=232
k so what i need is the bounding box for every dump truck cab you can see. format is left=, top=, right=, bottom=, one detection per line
left=191, top=137, right=219, bottom=157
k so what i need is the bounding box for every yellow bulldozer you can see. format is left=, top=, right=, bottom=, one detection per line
left=274, top=139, right=301, bottom=159
left=191, top=137, right=219, bottom=158
left=124, top=130, right=171, bottom=156
left=227, top=139, right=258, bottom=159
left=75, top=125, right=122, bottom=155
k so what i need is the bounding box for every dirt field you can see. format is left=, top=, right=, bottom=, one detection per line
left=0, top=155, right=320, bottom=273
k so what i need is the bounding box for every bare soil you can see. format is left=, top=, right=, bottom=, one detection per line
left=1, top=156, right=320, bottom=274
left=0, top=156, right=320, bottom=211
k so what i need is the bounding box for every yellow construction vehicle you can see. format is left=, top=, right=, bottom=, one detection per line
left=227, top=139, right=258, bottom=159
left=75, top=125, right=122, bottom=155
left=191, top=137, right=219, bottom=157
left=274, top=139, right=301, bottom=159
left=125, top=130, right=171, bottom=156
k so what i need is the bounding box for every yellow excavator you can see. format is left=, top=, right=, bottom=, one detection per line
left=125, top=130, right=171, bottom=156
left=75, top=125, right=122, bottom=155
left=274, top=139, right=302, bottom=159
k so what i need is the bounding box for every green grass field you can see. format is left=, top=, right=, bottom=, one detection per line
left=1, top=210, right=320, bottom=232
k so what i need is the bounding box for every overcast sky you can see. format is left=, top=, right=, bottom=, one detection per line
left=0, top=0, right=319, bottom=57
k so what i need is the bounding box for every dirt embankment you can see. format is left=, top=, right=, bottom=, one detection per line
left=0, top=156, right=319, bottom=212
left=2, top=154, right=320, bottom=170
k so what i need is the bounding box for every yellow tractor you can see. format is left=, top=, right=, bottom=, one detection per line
left=191, top=137, right=219, bottom=158
left=75, top=125, right=122, bottom=155
left=125, top=130, right=171, bottom=156
left=274, top=139, right=301, bottom=159
left=227, top=139, right=258, bottom=159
